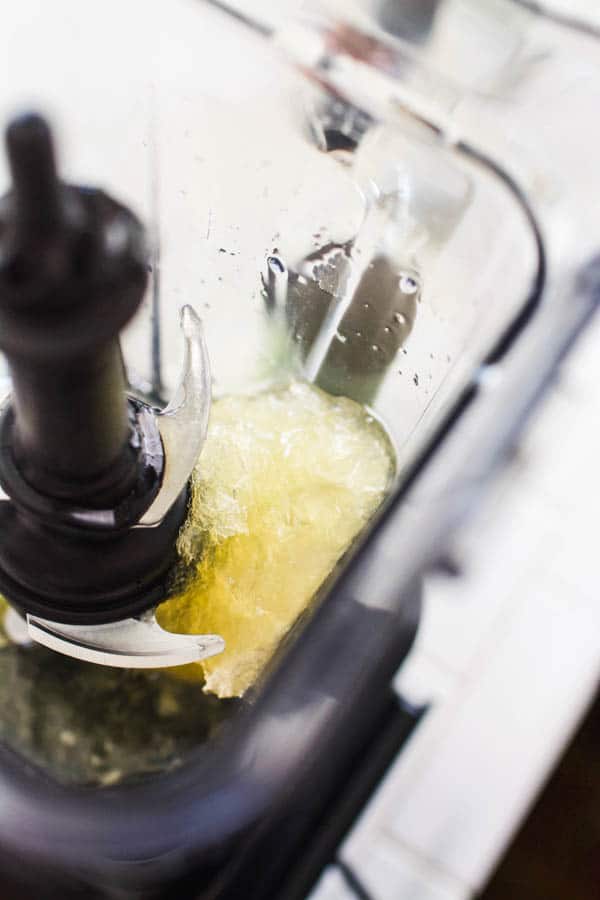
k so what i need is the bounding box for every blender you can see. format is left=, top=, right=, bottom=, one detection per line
left=0, top=1, right=596, bottom=897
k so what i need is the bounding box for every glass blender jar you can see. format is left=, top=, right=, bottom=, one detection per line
left=0, top=1, right=596, bottom=898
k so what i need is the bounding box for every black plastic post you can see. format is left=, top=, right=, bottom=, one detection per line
left=0, top=114, right=188, bottom=624
left=0, top=114, right=144, bottom=504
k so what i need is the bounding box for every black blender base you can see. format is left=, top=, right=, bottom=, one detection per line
left=0, top=695, right=423, bottom=900
left=0, top=586, right=422, bottom=900
left=215, top=695, right=425, bottom=900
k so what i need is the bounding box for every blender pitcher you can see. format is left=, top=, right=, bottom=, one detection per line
left=0, top=1, right=596, bottom=899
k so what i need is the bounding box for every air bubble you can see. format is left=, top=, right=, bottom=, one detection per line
left=336, top=331, right=347, bottom=344
left=394, top=313, right=406, bottom=326
left=399, top=274, right=418, bottom=295
left=267, top=255, right=286, bottom=275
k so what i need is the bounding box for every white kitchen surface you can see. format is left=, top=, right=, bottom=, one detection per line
left=311, top=307, right=599, bottom=899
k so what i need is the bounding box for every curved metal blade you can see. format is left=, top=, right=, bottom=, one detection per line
left=139, top=304, right=211, bottom=526
left=26, top=611, right=224, bottom=669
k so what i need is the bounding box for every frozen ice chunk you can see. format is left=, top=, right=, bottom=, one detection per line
left=156, top=381, right=394, bottom=699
